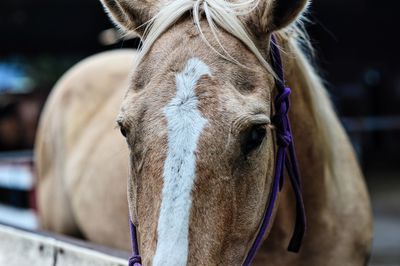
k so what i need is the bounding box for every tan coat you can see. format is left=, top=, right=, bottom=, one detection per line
left=36, top=0, right=372, bottom=264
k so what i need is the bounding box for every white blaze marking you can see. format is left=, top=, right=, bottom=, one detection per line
left=153, top=58, right=210, bottom=266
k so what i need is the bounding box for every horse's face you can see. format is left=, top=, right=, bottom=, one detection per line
left=104, top=0, right=308, bottom=264
left=118, top=20, right=276, bottom=264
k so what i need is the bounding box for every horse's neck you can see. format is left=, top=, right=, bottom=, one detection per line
left=286, top=43, right=333, bottom=196
left=253, top=40, right=371, bottom=266
left=280, top=45, right=333, bottom=237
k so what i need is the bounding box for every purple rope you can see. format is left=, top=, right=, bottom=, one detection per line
left=270, top=35, right=306, bottom=253
left=128, top=220, right=142, bottom=266
left=242, top=142, right=285, bottom=265
left=127, top=34, right=306, bottom=266
left=242, top=35, right=306, bottom=265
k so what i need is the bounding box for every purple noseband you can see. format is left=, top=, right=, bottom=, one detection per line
left=128, top=34, right=306, bottom=266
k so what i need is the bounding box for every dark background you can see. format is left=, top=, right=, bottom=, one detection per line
left=1, top=0, right=399, bottom=264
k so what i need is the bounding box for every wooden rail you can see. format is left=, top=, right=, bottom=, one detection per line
left=0, top=223, right=128, bottom=266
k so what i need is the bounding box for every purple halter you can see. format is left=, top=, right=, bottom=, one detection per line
left=128, top=34, right=306, bottom=266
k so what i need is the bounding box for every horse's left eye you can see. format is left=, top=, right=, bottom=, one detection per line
left=241, top=125, right=267, bottom=155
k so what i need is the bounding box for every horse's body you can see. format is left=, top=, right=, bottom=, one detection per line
left=35, top=50, right=134, bottom=249
left=36, top=0, right=372, bottom=265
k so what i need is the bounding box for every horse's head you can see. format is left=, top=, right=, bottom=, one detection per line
left=102, top=0, right=308, bottom=264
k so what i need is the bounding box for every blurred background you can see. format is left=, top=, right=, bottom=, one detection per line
left=0, top=1, right=399, bottom=265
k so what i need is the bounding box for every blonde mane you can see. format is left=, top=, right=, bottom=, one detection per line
left=134, top=0, right=272, bottom=72
left=134, top=0, right=335, bottom=173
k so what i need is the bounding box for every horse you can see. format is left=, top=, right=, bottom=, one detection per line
left=35, top=0, right=373, bottom=265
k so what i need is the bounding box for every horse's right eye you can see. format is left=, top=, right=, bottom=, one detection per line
left=118, top=120, right=128, bottom=138
left=120, top=127, right=128, bottom=138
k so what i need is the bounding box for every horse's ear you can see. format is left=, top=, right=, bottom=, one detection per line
left=247, top=0, right=309, bottom=34
left=100, top=0, right=158, bottom=35
left=268, top=0, right=309, bottom=31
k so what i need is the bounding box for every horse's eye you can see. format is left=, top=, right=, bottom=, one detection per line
left=242, top=125, right=267, bottom=155
left=120, top=127, right=128, bottom=138
left=117, top=120, right=129, bottom=138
